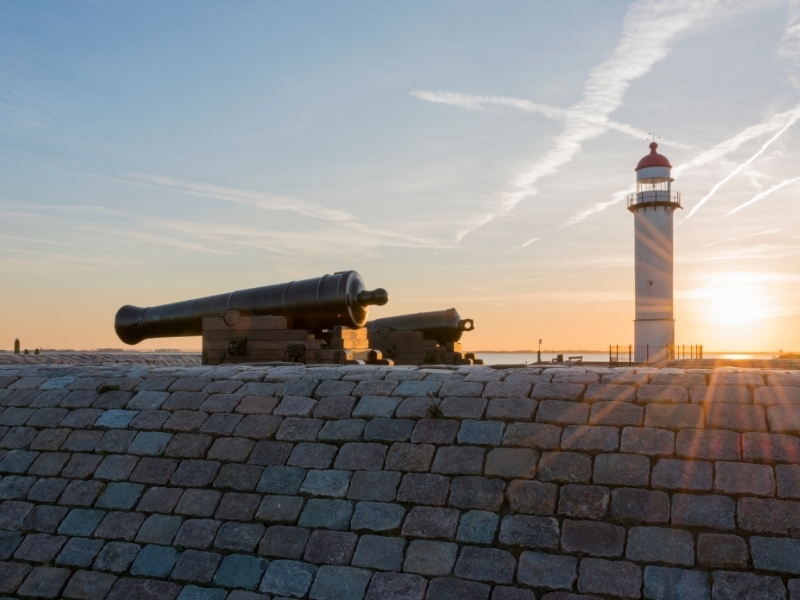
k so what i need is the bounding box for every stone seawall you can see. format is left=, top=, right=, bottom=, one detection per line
left=2, top=360, right=800, bottom=599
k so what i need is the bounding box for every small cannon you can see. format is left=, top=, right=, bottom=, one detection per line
left=366, top=308, right=474, bottom=345
left=115, top=270, right=388, bottom=345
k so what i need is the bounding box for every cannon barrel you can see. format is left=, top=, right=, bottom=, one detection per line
left=115, top=270, right=388, bottom=345
left=366, top=308, right=474, bottom=344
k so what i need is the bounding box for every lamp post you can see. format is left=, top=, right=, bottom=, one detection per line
left=537, top=339, right=542, bottom=365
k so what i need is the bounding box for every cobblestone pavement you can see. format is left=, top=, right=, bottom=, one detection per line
left=2, top=361, right=800, bottom=599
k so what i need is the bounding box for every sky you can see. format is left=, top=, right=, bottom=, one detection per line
left=2, top=0, right=800, bottom=353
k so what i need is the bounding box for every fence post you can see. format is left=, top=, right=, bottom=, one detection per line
left=609, top=344, right=612, bottom=367
left=646, top=344, right=649, bottom=365
left=629, top=345, right=632, bottom=365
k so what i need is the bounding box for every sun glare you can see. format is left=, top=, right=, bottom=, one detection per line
left=703, top=274, right=766, bottom=325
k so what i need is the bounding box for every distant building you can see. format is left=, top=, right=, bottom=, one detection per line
left=628, top=142, right=681, bottom=362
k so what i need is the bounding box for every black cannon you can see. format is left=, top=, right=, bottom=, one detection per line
left=367, top=308, right=474, bottom=344
left=115, top=270, right=388, bottom=345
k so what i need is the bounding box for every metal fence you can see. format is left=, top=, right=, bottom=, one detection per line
left=608, top=343, right=703, bottom=365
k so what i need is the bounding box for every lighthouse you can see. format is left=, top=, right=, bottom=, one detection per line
left=628, top=142, right=681, bottom=363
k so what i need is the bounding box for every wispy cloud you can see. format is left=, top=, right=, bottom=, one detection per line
left=411, top=90, right=694, bottom=149
left=681, top=107, right=800, bottom=222
left=448, top=0, right=720, bottom=242
left=561, top=188, right=634, bottom=228
left=727, top=177, right=800, bottom=215
left=518, top=237, right=540, bottom=249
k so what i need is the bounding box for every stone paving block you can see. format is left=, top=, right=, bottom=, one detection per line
left=255, top=494, right=304, bottom=524
left=411, top=419, right=460, bottom=444
left=738, top=497, right=800, bottom=535
left=652, top=458, right=713, bottom=491
left=577, top=558, right=641, bottom=599
left=92, top=540, right=140, bottom=573
left=561, top=519, right=626, bottom=557
left=743, top=432, right=800, bottom=463
left=130, top=543, right=179, bottom=577
left=235, top=414, right=283, bottom=439
left=483, top=382, right=532, bottom=399
left=715, top=461, right=775, bottom=496
left=94, top=454, right=139, bottom=481
left=365, top=572, right=427, bottom=600
left=589, top=401, right=642, bottom=427
left=562, top=425, right=619, bottom=452
left=0, top=499, right=34, bottom=530
left=23, top=504, right=68, bottom=533
left=214, top=553, right=269, bottom=589
left=706, top=404, right=767, bottom=432
left=237, top=395, right=280, bottom=415
left=0, top=448, right=37, bottom=473
left=175, top=489, right=222, bottom=517
left=61, top=408, right=106, bottom=429
left=128, top=391, right=170, bottom=410
left=448, top=476, right=505, bottom=511
left=129, top=457, right=178, bottom=485
left=257, top=465, right=307, bottom=495
left=275, top=396, right=318, bottom=417
left=502, top=423, right=562, bottom=449
left=57, top=508, right=105, bottom=537
left=637, top=384, right=688, bottom=404
left=768, top=405, right=800, bottom=434
left=215, top=491, right=260, bottom=521
left=463, top=370, right=505, bottom=383
left=60, top=479, right=103, bottom=506
left=456, top=510, right=498, bottom=544
left=63, top=430, right=104, bottom=452
left=711, top=571, right=786, bottom=600
left=610, top=487, right=669, bottom=523
left=645, top=403, right=704, bottom=430
left=454, top=546, right=515, bottom=584
left=214, top=463, right=264, bottom=491
left=96, top=482, right=144, bottom=510
left=532, top=383, right=585, bottom=402
left=507, top=480, right=558, bottom=515
left=626, top=526, right=694, bottom=566
left=697, top=533, right=748, bottom=569
left=352, top=396, right=401, bottom=418
left=14, top=532, right=67, bottom=562
left=248, top=440, right=293, bottom=465
left=128, top=431, right=173, bottom=456
left=300, top=469, right=352, bottom=498
left=201, top=412, right=243, bottom=434
left=334, top=442, right=387, bottom=470
left=215, top=521, right=266, bottom=552
left=278, top=377, right=320, bottom=399
left=690, top=385, right=753, bottom=406
left=535, top=400, right=589, bottom=425
left=163, top=392, right=208, bottom=412
left=27, top=477, right=70, bottom=504
left=171, top=460, right=221, bottom=487
left=439, top=397, right=487, bottom=420
left=95, top=511, right=145, bottom=541
left=751, top=536, right=800, bottom=574
left=364, top=418, right=415, bottom=443
left=301, top=529, right=358, bottom=566
left=432, top=446, right=485, bottom=475
left=0, top=560, right=31, bottom=594
left=517, top=551, right=577, bottom=590
left=621, top=425, right=677, bottom=456
left=308, top=565, right=372, bottom=600
left=165, top=432, right=213, bottom=458
left=0, top=474, right=36, bottom=499
left=403, top=540, right=458, bottom=576
left=207, top=437, right=255, bottom=462
left=498, top=515, right=560, bottom=549
left=130, top=409, right=170, bottom=430
left=485, top=398, right=536, bottom=422
left=259, top=559, right=316, bottom=597
left=176, top=585, right=228, bottom=600
left=649, top=373, right=706, bottom=387
left=424, top=577, right=490, bottom=600
left=755, top=386, right=800, bottom=406
left=29, top=428, right=71, bottom=451
left=63, top=569, right=118, bottom=599
left=458, top=420, right=504, bottom=446
left=16, top=565, right=71, bottom=598
left=348, top=469, right=400, bottom=501
left=0, top=407, right=33, bottom=426
left=318, top=419, right=366, bottom=443
left=593, top=452, right=650, bottom=487
left=0, top=530, right=22, bottom=559
left=396, top=397, right=442, bottom=419
left=537, top=451, right=592, bottom=483
left=171, top=548, right=222, bottom=583
left=350, top=501, right=406, bottom=532
left=777, top=464, right=800, bottom=498
left=393, top=380, right=442, bottom=399
left=439, top=381, right=485, bottom=398
left=95, top=409, right=138, bottom=429
left=558, top=484, right=609, bottom=519
left=643, top=566, right=710, bottom=600
left=353, top=379, right=399, bottom=397
left=584, top=384, right=637, bottom=404
left=314, top=397, right=356, bottom=419
left=174, top=519, right=221, bottom=549
left=28, top=407, right=69, bottom=427
left=351, top=534, right=404, bottom=571
left=0, top=426, right=36, bottom=449
left=298, top=498, right=354, bottom=530
left=135, top=487, right=181, bottom=515
left=402, top=506, right=460, bottom=540
left=105, top=576, right=181, bottom=599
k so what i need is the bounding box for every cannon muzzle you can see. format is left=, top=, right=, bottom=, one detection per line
left=366, top=308, right=474, bottom=344
left=115, top=270, right=388, bottom=345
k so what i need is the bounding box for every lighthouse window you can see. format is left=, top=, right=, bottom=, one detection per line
left=637, top=179, right=670, bottom=193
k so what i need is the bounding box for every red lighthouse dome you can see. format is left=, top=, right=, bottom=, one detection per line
left=635, top=142, right=672, bottom=171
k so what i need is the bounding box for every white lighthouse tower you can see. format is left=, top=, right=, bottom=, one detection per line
left=628, top=142, right=681, bottom=363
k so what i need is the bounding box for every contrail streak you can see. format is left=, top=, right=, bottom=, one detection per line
left=681, top=110, right=800, bottom=223
left=726, top=177, right=800, bottom=215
